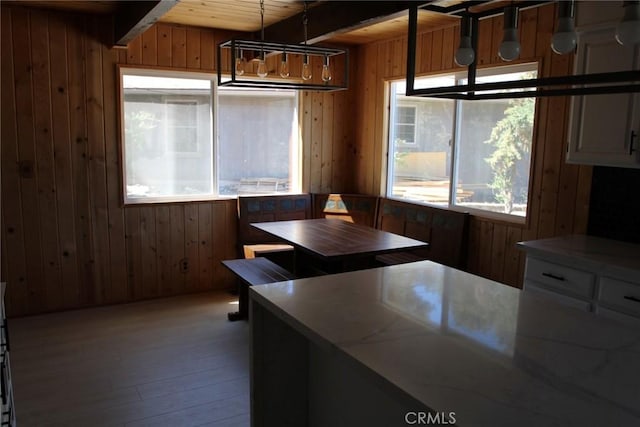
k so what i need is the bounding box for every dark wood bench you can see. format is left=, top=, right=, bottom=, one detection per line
left=237, top=194, right=312, bottom=269
left=312, top=193, right=379, bottom=227
left=375, top=198, right=469, bottom=269
left=222, top=257, right=296, bottom=321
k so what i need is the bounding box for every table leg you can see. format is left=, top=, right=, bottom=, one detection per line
left=227, top=278, right=249, bottom=321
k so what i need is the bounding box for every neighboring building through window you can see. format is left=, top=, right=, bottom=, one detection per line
left=217, top=88, right=299, bottom=197
left=387, top=63, right=538, bottom=219
left=166, top=100, right=199, bottom=153
left=394, top=106, right=417, bottom=145
left=119, top=67, right=300, bottom=204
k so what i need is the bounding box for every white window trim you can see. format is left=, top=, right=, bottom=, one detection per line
left=119, top=66, right=303, bottom=205
left=119, top=66, right=218, bottom=205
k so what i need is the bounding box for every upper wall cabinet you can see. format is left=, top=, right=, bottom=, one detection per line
left=566, top=2, right=640, bottom=169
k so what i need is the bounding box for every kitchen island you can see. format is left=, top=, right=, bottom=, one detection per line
left=249, top=261, right=640, bottom=426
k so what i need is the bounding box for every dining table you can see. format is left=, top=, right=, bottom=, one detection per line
left=251, top=218, right=428, bottom=275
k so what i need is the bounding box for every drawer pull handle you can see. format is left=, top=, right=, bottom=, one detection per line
left=0, top=318, right=9, bottom=351
left=623, top=295, right=640, bottom=304
left=0, top=359, right=5, bottom=406
left=1, top=405, right=10, bottom=425
left=542, top=272, right=565, bottom=281
left=630, top=130, right=637, bottom=155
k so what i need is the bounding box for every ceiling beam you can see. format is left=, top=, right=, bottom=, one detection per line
left=113, top=0, right=179, bottom=47
left=257, top=1, right=432, bottom=45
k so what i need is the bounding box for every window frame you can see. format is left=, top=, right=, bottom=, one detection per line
left=385, top=62, right=540, bottom=224
left=117, top=65, right=303, bottom=206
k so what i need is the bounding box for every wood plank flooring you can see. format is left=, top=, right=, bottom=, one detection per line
left=9, top=291, right=250, bottom=426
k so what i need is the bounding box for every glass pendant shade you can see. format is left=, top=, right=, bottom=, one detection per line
left=616, top=1, right=640, bottom=46
left=552, top=1, right=577, bottom=54
left=256, top=52, right=268, bottom=78
left=498, top=6, right=520, bottom=61
left=455, top=37, right=475, bottom=66
left=279, top=52, right=290, bottom=78
left=302, top=55, right=312, bottom=80
left=552, top=16, right=577, bottom=54
left=234, top=50, right=246, bottom=76
left=321, top=56, right=332, bottom=82
left=454, top=15, right=475, bottom=66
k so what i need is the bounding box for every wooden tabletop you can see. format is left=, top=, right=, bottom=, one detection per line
left=251, top=218, right=428, bottom=261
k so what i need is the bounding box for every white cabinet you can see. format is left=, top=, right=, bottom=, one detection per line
left=518, top=235, right=640, bottom=327
left=523, top=257, right=595, bottom=311
left=567, top=26, right=640, bottom=168
left=598, top=276, right=640, bottom=318
left=524, top=280, right=592, bottom=312
left=524, top=257, right=595, bottom=298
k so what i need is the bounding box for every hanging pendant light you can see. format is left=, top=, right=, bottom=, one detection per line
left=234, top=49, right=246, bottom=75
left=301, top=2, right=312, bottom=81
left=302, top=54, right=312, bottom=80
left=217, top=0, right=348, bottom=91
left=279, top=52, right=290, bottom=78
left=255, top=0, right=268, bottom=78
left=405, top=2, right=640, bottom=100
left=551, top=0, right=577, bottom=54
left=256, top=54, right=268, bottom=78
left=321, top=55, right=332, bottom=82
left=498, top=5, right=520, bottom=61
left=616, top=0, right=640, bottom=46
left=455, top=14, right=475, bottom=66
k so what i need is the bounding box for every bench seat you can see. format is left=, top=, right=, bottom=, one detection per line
left=236, top=194, right=311, bottom=270
left=243, top=243, right=294, bottom=259
left=376, top=198, right=469, bottom=269
left=222, top=257, right=296, bottom=321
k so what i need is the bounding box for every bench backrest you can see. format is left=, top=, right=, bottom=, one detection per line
left=376, top=198, right=469, bottom=269
left=312, top=193, right=379, bottom=227
left=237, top=194, right=312, bottom=246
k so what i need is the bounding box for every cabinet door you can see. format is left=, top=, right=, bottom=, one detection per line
left=524, top=280, right=592, bottom=312
left=596, top=307, right=640, bottom=328
left=567, top=27, right=640, bottom=168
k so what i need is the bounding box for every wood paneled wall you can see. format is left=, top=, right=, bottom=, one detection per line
left=302, top=53, right=358, bottom=194
left=1, top=3, right=593, bottom=315
left=353, top=3, right=593, bottom=287
left=0, top=6, right=357, bottom=316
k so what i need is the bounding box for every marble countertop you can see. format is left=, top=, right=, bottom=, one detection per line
left=250, top=261, right=640, bottom=426
left=517, top=235, right=640, bottom=279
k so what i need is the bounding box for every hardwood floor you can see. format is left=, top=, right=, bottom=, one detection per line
left=9, top=291, right=250, bottom=426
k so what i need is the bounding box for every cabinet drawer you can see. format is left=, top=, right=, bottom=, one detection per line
left=524, top=281, right=592, bottom=312
left=525, top=257, right=595, bottom=298
left=596, top=307, right=640, bottom=328
left=598, top=277, right=640, bottom=318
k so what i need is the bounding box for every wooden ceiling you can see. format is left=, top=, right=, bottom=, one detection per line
left=159, top=0, right=307, bottom=33
left=4, top=0, right=543, bottom=46
left=158, top=0, right=466, bottom=44
left=328, top=10, right=461, bottom=45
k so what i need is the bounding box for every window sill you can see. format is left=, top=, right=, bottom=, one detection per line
left=123, top=194, right=237, bottom=207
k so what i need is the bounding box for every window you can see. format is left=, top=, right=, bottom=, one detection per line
left=394, top=106, right=417, bottom=145
left=387, top=63, right=538, bottom=219
left=217, top=88, right=299, bottom=196
left=119, top=68, right=300, bottom=204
